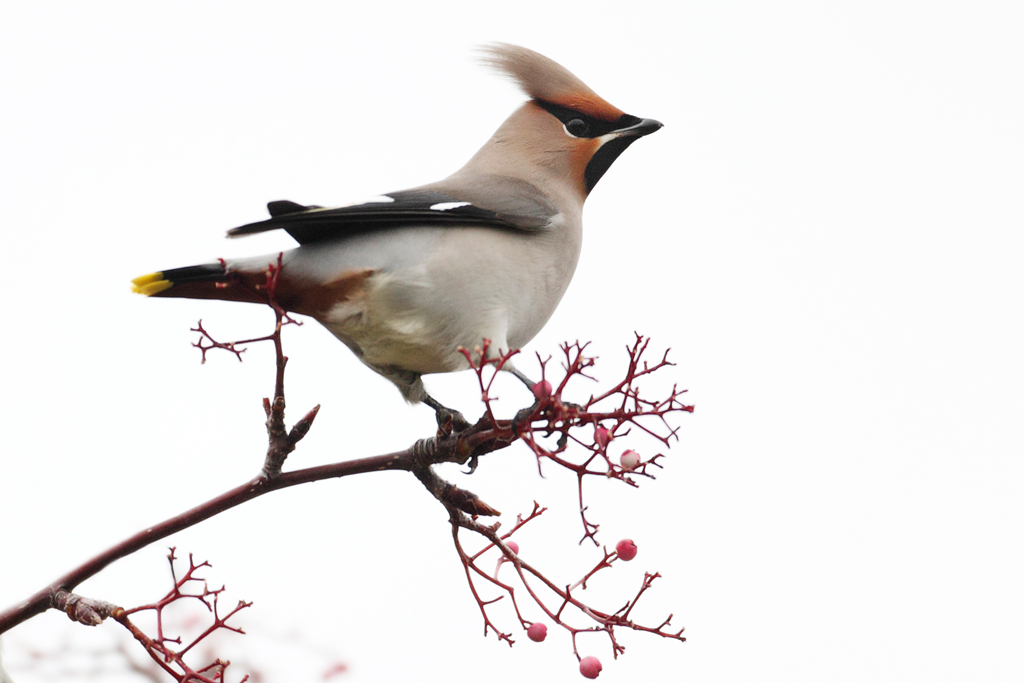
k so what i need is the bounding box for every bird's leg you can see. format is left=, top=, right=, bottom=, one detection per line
left=505, top=366, right=583, bottom=434
left=424, top=394, right=472, bottom=435
left=424, top=394, right=478, bottom=473
left=507, top=367, right=544, bottom=435
left=508, top=367, right=537, bottom=390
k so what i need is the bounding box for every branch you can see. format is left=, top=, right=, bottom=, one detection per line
left=114, top=549, right=252, bottom=683
left=0, top=430, right=486, bottom=634
left=408, top=339, right=690, bottom=669
left=186, top=255, right=312, bottom=478
left=458, top=336, right=693, bottom=544
left=443, top=505, right=686, bottom=666
left=2, top=254, right=691, bottom=683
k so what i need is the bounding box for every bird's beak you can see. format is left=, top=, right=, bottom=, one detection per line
left=617, top=117, right=664, bottom=138
left=584, top=117, right=664, bottom=194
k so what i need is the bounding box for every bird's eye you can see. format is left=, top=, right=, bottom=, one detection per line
left=566, top=119, right=589, bottom=137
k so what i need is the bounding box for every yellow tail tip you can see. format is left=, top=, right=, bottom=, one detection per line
left=132, top=278, right=173, bottom=296
left=132, top=272, right=164, bottom=287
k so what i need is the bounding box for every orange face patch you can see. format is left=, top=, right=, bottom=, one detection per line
left=547, top=93, right=626, bottom=123
left=569, top=137, right=602, bottom=199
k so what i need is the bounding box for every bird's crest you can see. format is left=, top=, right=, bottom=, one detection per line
left=478, top=43, right=626, bottom=123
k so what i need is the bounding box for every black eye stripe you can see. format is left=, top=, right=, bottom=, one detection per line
left=536, top=101, right=640, bottom=138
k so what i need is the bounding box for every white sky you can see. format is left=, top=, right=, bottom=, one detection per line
left=1, top=1, right=1022, bottom=681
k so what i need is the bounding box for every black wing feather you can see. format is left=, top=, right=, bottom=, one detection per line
left=227, top=182, right=555, bottom=245
left=267, top=200, right=321, bottom=217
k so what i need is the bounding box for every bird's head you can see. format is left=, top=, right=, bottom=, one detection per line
left=473, top=43, right=662, bottom=202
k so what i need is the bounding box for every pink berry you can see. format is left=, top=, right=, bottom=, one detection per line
left=527, top=622, right=547, bottom=642
left=616, top=539, right=638, bottom=562
left=594, top=426, right=612, bottom=449
left=532, top=379, right=553, bottom=399
left=579, top=656, right=602, bottom=679
left=619, top=449, right=641, bottom=471
left=505, top=540, right=520, bottom=555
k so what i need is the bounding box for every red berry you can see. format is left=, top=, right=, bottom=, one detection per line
left=505, top=540, right=520, bottom=555
left=527, top=622, right=547, bottom=642
left=616, top=539, right=638, bottom=562
left=619, top=449, right=641, bottom=471
left=532, top=379, right=553, bottom=399
left=594, top=426, right=612, bottom=449
left=579, top=656, right=602, bottom=679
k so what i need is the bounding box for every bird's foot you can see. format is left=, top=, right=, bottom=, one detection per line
left=424, top=395, right=472, bottom=436
left=435, top=405, right=472, bottom=436
left=510, top=396, right=586, bottom=437
left=560, top=400, right=585, bottom=415
left=511, top=400, right=543, bottom=436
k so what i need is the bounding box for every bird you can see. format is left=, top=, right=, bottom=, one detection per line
left=132, top=43, right=662, bottom=425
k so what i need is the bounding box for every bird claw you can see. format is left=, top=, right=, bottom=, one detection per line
left=435, top=406, right=472, bottom=436
left=425, top=394, right=472, bottom=437
left=561, top=400, right=584, bottom=415
left=511, top=401, right=542, bottom=436
left=511, top=398, right=584, bottom=436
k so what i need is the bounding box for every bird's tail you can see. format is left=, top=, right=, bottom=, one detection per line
left=131, top=262, right=265, bottom=304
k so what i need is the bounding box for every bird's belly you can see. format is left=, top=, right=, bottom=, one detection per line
left=316, top=224, right=581, bottom=376
left=319, top=294, right=466, bottom=376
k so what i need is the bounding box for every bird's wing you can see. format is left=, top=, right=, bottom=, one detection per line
left=227, top=177, right=557, bottom=245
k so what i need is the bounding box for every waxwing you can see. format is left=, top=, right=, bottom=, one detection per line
left=132, top=43, right=662, bottom=420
